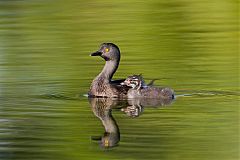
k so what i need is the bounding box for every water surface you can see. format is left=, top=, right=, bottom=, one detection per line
left=0, top=0, right=239, bottom=160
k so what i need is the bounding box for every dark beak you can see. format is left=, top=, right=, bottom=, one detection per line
left=91, top=136, right=102, bottom=141
left=90, top=51, right=102, bottom=56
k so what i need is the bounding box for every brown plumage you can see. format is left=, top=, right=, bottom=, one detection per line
left=88, top=43, right=174, bottom=99
left=88, top=43, right=129, bottom=98
left=122, top=75, right=175, bottom=99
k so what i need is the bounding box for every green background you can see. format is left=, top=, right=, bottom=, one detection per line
left=0, top=0, right=239, bottom=160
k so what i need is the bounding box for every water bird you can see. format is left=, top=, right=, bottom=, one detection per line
left=121, top=75, right=175, bottom=99
left=88, top=43, right=174, bottom=99
left=89, top=43, right=129, bottom=98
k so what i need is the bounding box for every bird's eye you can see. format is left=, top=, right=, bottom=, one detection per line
left=105, top=48, right=109, bottom=52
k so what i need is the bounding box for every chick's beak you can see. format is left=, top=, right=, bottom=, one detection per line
left=121, top=80, right=129, bottom=86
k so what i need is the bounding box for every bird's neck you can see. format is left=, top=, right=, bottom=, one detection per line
left=97, top=60, right=119, bottom=82
left=102, top=111, right=119, bottom=134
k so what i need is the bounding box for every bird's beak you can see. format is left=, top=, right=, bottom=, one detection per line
left=120, top=81, right=128, bottom=85
left=91, top=136, right=102, bottom=141
left=90, top=51, right=102, bottom=56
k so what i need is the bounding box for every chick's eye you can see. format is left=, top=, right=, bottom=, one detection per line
left=105, top=48, right=109, bottom=52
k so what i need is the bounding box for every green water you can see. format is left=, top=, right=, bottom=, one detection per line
left=0, top=0, right=239, bottom=160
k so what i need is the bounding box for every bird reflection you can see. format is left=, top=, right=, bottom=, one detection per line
left=89, top=98, right=122, bottom=148
left=88, top=97, right=174, bottom=148
left=121, top=97, right=174, bottom=118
